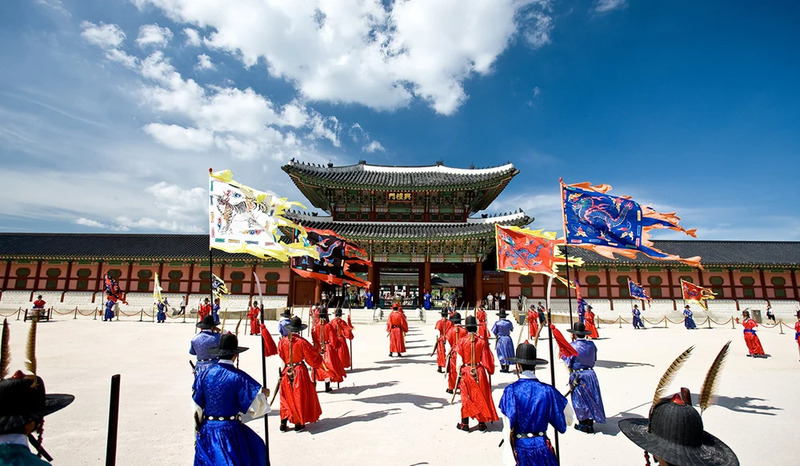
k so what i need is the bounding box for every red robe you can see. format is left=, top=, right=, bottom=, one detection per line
left=742, top=318, right=765, bottom=355
left=476, top=308, right=487, bottom=324
left=312, top=321, right=347, bottom=383
left=527, top=310, right=539, bottom=338
left=386, top=310, right=409, bottom=354
left=456, top=333, right=499, bottom=422
left=198, top=303, right=211, bottom=320
left=584, top=310, right=600, bottom=339
left=795, top=321, right=800, bottom=348
left=446, top=326, right=468, bottom=391
left=434, top=319, right=452, bottom=368
left=330, top=317, right=354, bottom=368
left=247, top=305, right=260, bottom=335
left=278, top=335, right=323, bottom=424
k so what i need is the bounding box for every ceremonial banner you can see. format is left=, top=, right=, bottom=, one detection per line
left=574, top=279, right=588, bottom=314
left=209, top=169, right=318, bottom=262
left=495, top=225, right=583, bottom=279
left=103, top=273, right=127, bottom=304
left=561, top=180, right=701, bottom=268
left=211, top=273, right=230, bottom=298
left=153, top=273, right=164, bottom=304
left=628, top=279, right=651, bottom=302
left=291, top=228, right=372, bottom=288
left=681, top=279, right=715, bottom=309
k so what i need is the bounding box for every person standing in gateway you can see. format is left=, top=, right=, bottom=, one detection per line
left=386, top=302, right=408, bottom=357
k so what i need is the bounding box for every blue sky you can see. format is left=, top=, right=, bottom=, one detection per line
left=1, top=1, right=798, bottom=240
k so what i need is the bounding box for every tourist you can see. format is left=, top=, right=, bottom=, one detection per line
left=386, top=302, right=408, bottom=357
left=330, top=308, right=355, bottom=368
left=247, top=300, right=260, bottom=335
left=311, top=308, right=345, bottom=392
left=445, top=312, right=467, bottom=394
left=491, top=309, right=515, bottom=373
left=499, top=291, right=507, bottom=311
left=486, top=293, right=494, bottom=310
left=632, top=304, right=645, bottom=329
left=765, top=304, right=776, bottom=323
left=278, top=316, right=323, bottom=432
left=277, top=308, right=292, bottom=337
left=740, top=310, right=766, bottom=358
left=193, top=333, right=269, bottom=465
left=499, top=342, right=569, bottom=466
left=683, top=304, right=697, bottom=329
left=584, top=305, right=600, bottom=339
left=176, top=294, right=187, bottom=316
left=455, top=316, right=498, bottom=432
left=434, top=308, right=450, bottom=373
left=155, top=300, right=166, bottom=323
left=190, top=315, right=221, bottom=375
left=564, top=322, right=606, bottom=433
left=527, top=305, right=539, bottom=339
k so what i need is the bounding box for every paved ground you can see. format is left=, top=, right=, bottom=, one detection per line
left=3, top=313, right=797, bottom=465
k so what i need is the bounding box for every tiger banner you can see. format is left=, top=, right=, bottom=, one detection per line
left=681, top=279, right=716, bottom=310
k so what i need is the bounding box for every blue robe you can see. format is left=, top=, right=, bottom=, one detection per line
left=499, top=376, right=567, bottom=466
left=423, top=293, right=432, bottom=310
left=562, top=339, right=606, bottom=423
left=156, top=302, right=166, bottom=322
left=193, top=363, right=266, bottom=466
left=0, top=438, right=49, bottom=465
left=632, top=308, right=644, bottom=329
left=211, top=303, right=220, bottom=324
left=683, top=309, right=697, bottom=329
left=278, top=317, right=291, bottom=337
left=104, top=300, right=115, bottom=321
left=190, top=331, right=221, bottom=374
left=365, top=292, right=373, bottom=309
left=491, top=318, right=515, bottom=365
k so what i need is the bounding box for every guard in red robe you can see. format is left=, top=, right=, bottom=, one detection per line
left=794, top=311, right=800, bottom=360
left=476, top=307, right=491, bottom=339
left=740, top=310, right=766, bottom=357
left=455, top=315, right=499, bottom=432
left=445, top=312, right=467, bottom=394
left=584, top=305, right=600, bottom=339
left=527, top=305, right=539, bottom=339
left=198, top=298, right=211, bottom=320
left=311, top=308, right=346, bottom=391
left=434, top=308, right=451, bottom=373
left=278, top=317, right=324, bottom=432
left=386, top=302, right=409, bottom=357
left=247, top=301, right=260, bottom=335
left=330, top=308, right=354, bottom=368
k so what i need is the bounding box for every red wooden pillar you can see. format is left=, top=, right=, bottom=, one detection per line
left=424, top=260, right=431, bottom=298
left=314, top=280, right=322, bottom=304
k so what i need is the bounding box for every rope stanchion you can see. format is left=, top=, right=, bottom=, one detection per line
left=779, top=320, right=784, bottom=335
left=664, top=316, right=668, bottom=328
left=94, top=308, right=98, bottom=320
left=618, top=316, right=622, bottom=328
left=707, top=316, right=711, bottom=329
left=74, top=308, right=78, bottom=320
left=16, top=308, right=21, bottom=321
left=139, top=310, right=144, bottom=322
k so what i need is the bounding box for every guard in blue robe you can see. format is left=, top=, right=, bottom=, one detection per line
left=103, top=300, right=115, bottom=321
left=278, top=308, right=292, bottom=337
left=491, top=309, right=515, bottom=373
left=423, top=291, right=432, bottom=310
left=365, top=291, right=373, bottom=309
left=193, top=333, right=269, bottom=466
left=683, top=305, right=697, bottom=329
left=499, top=342, right=569, bottom=466
left=563, top=322, right=606, bottom=433
left=211, top=298, right=221, bottom=324
left=156, top=301, right=166, bottom=323
left=632, top=305, right=645, bottom=329
left=190, top=316, right=221, bottom=375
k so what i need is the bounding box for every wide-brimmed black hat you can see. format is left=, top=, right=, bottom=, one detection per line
left=280, top=308, right=292, bottom=318
left=449, top=312, right=462, bottom=324
left=318, top=308, right=329, bottom=320
left=507, top=342, right=548, bottom=366
left=196, top=315, right=218, bottom=330
left=567, top=321, right=591, bottom=337
left=440, top=308, right=449, bottom=317
left=496, top=308, right=508, bottom=317
left=619, top=396, right=739, bottom=466
left=0, top=375, right=74, bottom=435
left=286, top=316, right=307, bottom=333
left=464, top=315, right=478, bottom=332
left=208, top=333, right=248, bottom=358
left=334, top=308, right=343, bottom=317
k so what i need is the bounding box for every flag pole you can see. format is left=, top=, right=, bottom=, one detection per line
left=545, top=275, right=560, bottom=465
left=253, top=271, right=271, bottom=466
left=558, top=179, right=575, bottom=330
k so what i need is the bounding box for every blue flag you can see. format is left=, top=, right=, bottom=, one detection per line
left=628, top=279, right=651, bottom=302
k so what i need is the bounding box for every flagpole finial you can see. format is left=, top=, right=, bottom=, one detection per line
left=209, top=167, right=213, bottom=173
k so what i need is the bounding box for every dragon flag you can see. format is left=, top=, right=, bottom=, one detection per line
left=209, top=169, right=319, bottom=262
left=103, top=273, right=127, bottom=305
left=681, top=279, right=715, bottom=310
left=211, top=273, right=230, bottom=298
left=560, top=179, right=702, bottom=268
left=291, top=228, right=372, bottom=288
left=153, top=273, right=164, bottom=304
left=628, top=279, right=652, bottom=303
left=495, top=225, right=583, bottom=282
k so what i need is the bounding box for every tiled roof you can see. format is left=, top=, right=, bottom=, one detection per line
left=282, top=159, right=519, bottom=189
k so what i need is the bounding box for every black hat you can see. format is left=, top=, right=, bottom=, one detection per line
left=208, top=333, right=248, bottom=358
left=465, top=315, right=478, bottom=333
left=280, top=308, right=292, bottom=318
left=618, top=394, right=739, bottom=466
left=334, top=308, right=343, bottom=317
left=0, top=375, right=74, bottom=435
left=449, top=312, right=462, bottom=324
left=496, top=308, right=508, bottom=318
left=440, top=308, right=449, bottom=317
left=567, top=321, right=591, bottom=337
left=507, top=342, right=548, bottom=367
left=318, top=308, right=329, bottom=320
left=286, top=316, right=307, bottom=333
left=196, top=315, right=218, bottom=330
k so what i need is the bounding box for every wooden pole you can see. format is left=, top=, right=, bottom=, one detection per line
left=105, top=374, right=121, bottom=466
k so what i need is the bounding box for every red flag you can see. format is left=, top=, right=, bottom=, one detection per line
left=680, top=279, right=715, bottom=310
left=260, top=324, right=278, bottom=357
left=550, top=324, right=579, bottom=359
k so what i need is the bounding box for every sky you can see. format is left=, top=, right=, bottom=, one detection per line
left=1, top=1, right=798, bottom=240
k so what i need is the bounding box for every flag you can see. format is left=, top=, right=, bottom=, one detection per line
left=681, top=279, right=715, bottom=309
left=495, top=225, right=583, bottom=280
left=260, top=324, right=278, bottom=357
left=550, top=324, right=579, bottom=359
left=561, top=180, right=701, bottom=268
left=628, top=279, right=651, bottom=302
left=291, top=228, right=372, bottom=288
left=574, top=280, right=588, bottom=315
left=211, top=274, right=230, bottom=298
left=103, top=273, right=127, bottom=304
left=153, top=273, right=164, bottom=304
left=209, top=169, right=319, bottom=262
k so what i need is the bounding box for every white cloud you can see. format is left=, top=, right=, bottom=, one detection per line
left=132, top=0, right=554, bottom=115
left=74, top=217, right=106, bottom=228
left=183, top=28, right=201, bottom=46
left=80, top=21, right=126, bottom=50
left=594, top=0, right=627, bottom=13
left=136, top=24, right=173, bottom=48
left=363, top=140, right=384, bottom=153
left=196, top=54, right=215, bottom=70
left=37, top=0, right=70, bottom=16
left=142, top=123, right=214, bottom=151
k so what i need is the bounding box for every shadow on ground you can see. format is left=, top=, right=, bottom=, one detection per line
left=326, top=380, right=398, bottom=396
left=354, top=392, right=450, bottom=410
left=594, top=360, right=655, bottom=369
left=307, top=408, right=401, bottom=434
left=716, top=395, right=781, bottom=416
